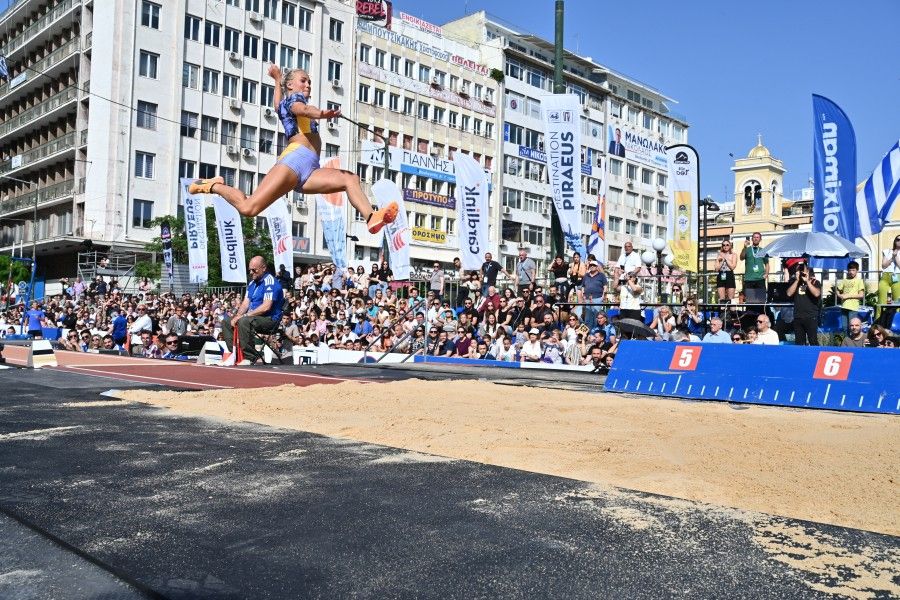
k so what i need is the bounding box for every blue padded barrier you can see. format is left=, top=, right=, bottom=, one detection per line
left=605, top=340, right=899, bottom=415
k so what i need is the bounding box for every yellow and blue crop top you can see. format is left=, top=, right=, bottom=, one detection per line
left=277, top=92, right=319, bottom=137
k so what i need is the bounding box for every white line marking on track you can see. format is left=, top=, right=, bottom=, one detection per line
left=0, top=426, right=82, bottom=440
left=61, top=366, right=230, bottom=389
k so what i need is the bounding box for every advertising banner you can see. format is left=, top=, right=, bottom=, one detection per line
left=371, top=179, right=411, bottom=280
left=411, top=227, right=447, bottom=244
left=356, top=0, right=392, bottom=28
left=541, top=94, right=587, bottom=260
left=665, top=145, right=699, bottom=272
left=607, top=123, right=668, bottom=169
left=587, top=156, right=607, bottom=263
left=212, top=197, right=247, bottom=283
left=160, top=221, right=174, bottom=290
left=403, top=188, right=456, bottom=210
left=453, top=153, right=489, bottom=270
left=315, top=157, right=348, bottom=269
left=179, top=178, right=208, bottom=284
left=812, top=95, right=858, bottom=270
left=263, top=198, right=293, bottom=277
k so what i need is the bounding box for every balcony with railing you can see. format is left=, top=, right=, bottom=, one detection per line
left=0, top=0, right=78, bottom=59
left=0, top=178, right=75, bottom=216
left=0, top=131, right=76, bottom=176
left=782, top=203, right=814, bottom=218
left=0, top=36, right=81, bottom=102
left=0, top=85, right=78, bottom=141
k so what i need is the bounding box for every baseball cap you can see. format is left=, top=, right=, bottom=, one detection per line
left=529, top=328, right=540, bottom=334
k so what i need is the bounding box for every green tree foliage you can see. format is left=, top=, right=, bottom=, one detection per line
left=135, top=210, right=273, bottom=287
left=0, top=254, right=32, bottom=284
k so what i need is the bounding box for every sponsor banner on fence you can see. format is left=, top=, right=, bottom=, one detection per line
left=372, top=179, right=411, bottom=280
left=316, top=157, right=348, bottom=269
left=212, top=196, right=247, bottom=283
left=541, top=94, right=587, bottom=260
left=607, top=123, right=668, bottom=169
left=403, top=188, right=456, bottom=210
left=263, top=198, right=293, bottom=277
left=180, top=178, right=208, bottom=284
left=411, top=227, right=447, bottom=244
left=666, top=144, right=699, bottom=272
left=453, top=153, right=489, bottom=270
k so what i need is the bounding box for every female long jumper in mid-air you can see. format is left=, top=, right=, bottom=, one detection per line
left=188, top=65, right=398, bottom=233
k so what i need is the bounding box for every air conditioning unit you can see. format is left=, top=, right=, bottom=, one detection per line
left=657, top=184, right=666, bottom=194
left=626, top=178, right=634, bottom=187
left=264, top=107, right=274, bottom=118
left=225, top=145, right=238, bottom=155
left=431, top=76, right=441, bottom=86
left=459, top=83, right=470, bottom=96
left=248, top=11, right=262, bottom=22
left=502, top=206, right=511, bottom=215
left=582, top=104, right=590, bottom=113
left=241, top=147, right=253, bottom=157
left=228, top=98, right=242, bottom=110
left=483, top=90, right=493, bottom=104
left=228, top=51, right=240, bottom=61
left=330, top=79, right=341, bottom=89
left=295, top=197, right=307, bottom=210
left=327, top=120, right=338, bottom=130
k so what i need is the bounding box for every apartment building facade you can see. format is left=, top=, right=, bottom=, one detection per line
left=444, top=11, right=689, bottom=274
left=0, top=0, right=355, bottom=275
left=349, top=10, right=498, bottom=268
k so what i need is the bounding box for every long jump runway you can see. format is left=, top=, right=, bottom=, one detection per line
left=0, top=363, right=897, bottom=598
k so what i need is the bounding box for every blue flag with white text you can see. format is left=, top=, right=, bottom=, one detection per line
left=812, top=94, right=857, bottom=269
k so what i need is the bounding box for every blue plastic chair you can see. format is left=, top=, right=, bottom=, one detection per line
left=643, top=308, right=654, bottom=325
left=606, top=307, right=620, bottom=320
left=856, top=307, right=874, bottom=326
left=819, top=306, right=844, bottom=334
left=891, top=311, right=900, bottom=334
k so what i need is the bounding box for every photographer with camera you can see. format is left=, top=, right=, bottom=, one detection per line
left=786, top=258, right=821, bottom=346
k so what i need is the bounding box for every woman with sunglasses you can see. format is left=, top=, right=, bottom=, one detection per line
left=877, top=235, right=900, bottom=317
left=868, top=324, right=891, bottom=347
left=715, top=239, right=737, bottom=303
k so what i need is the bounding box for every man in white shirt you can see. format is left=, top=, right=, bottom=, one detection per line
left=619, top=241, right=643, bottom=278
left=129, top=305, right=153, bottom=336
left=752, top=314, right=780, bottom=345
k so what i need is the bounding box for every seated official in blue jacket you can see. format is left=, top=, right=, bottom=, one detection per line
left=221, top=255, right=284, bottom=365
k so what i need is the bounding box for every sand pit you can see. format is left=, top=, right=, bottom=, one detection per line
left=120, top=380, right=900, bottom=536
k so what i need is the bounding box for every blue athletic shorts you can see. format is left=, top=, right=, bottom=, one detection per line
left=277, top=143, right=320, bottom=191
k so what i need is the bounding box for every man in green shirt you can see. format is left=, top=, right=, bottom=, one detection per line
left=740, top=231, right=768, bottom=304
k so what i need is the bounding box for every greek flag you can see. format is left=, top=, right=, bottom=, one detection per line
left=856, top=139, right=900, bottom=237
left=0, top=55, right=8, bottom=80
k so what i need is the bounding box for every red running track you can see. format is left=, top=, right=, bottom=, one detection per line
left=1, top=345, right=354, bottom=390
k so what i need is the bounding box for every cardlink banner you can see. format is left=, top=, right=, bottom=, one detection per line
left=315, top=157, right=348, bottom=270
left=212, top=196, right=247, bottom=283
left=541, top=94, right=587, bottom=260
left=587, top=154, right=607, bottom=263
left=452, top=153, right=489, bottom=270
left=666, top=145, right=699, bottom=272
left=180, top=178, right=208, bottom=284
left=160, top=221, right=174, bottom=290
left=371, top=179, right=411, bottom=280
left=263, top=197, right=293, bottom=277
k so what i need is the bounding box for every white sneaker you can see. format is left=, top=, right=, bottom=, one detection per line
left=236, top=359, right=253, bottom=366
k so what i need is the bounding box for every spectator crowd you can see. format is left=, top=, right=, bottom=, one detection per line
left=1, top=240, right=896, bottom=375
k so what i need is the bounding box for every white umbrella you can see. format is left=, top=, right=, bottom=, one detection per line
left=761, top=231, right=867, bottom=258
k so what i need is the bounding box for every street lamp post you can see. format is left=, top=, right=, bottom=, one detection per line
left=699, top=196, right=720, bottom=307
left=641, top=237, right=670, bottom=303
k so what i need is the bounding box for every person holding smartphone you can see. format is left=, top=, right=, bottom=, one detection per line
left=786, top=260, right=821, bottom=346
